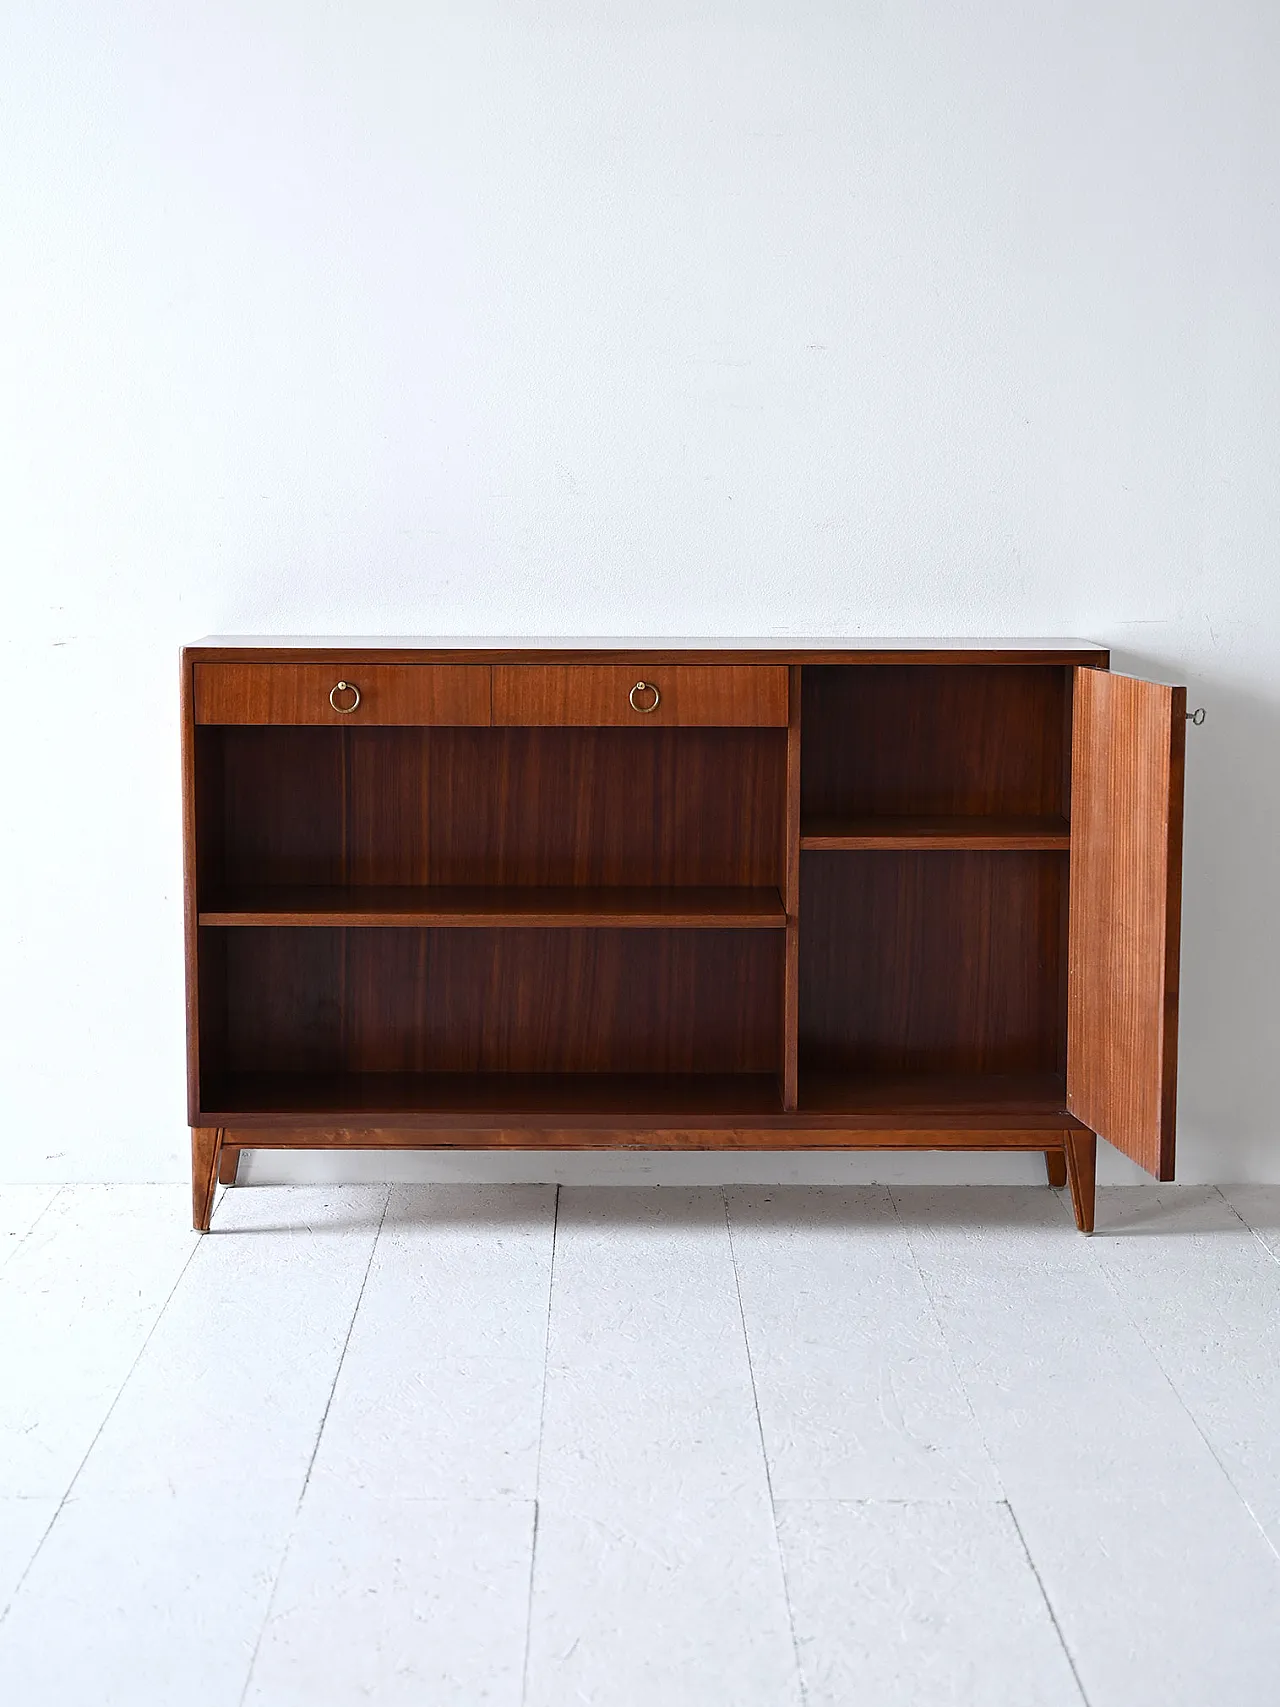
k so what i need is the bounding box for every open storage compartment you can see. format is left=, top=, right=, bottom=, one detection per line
left=797, top=662, right=1071, bottom=1117
left=191, top=717, right=792, bottom=1121
left=194, top=724, right=786, bottom=911
left=197, top=924, right=784, bottom=1118
left=800, top=664, right=1071, bottom=848
left=797, top=849, right=1067, bottom=1113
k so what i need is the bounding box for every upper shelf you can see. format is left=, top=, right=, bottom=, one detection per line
left=800, top=815, right=1071, bottom=851
left=198, top=884, right=788, bottom=929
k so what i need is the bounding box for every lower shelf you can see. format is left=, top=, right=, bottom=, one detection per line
left=199, top=1070, right=1082, bottom=1135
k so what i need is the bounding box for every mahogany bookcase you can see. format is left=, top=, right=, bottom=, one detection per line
left=181, top=640, right=1186, bottom=1235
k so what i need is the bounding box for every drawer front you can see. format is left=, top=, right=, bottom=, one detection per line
left=492, top=665, right=789, bottom=727
left=194, top=664, right=491, bottom=726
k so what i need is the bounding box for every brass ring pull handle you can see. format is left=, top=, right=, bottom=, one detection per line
left=330, top=681, right=361, bottom=714
left=629, top=680, right=660, bottom=714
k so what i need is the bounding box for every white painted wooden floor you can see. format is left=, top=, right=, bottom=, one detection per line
left=3, top=1182, right=1280, bottom=1706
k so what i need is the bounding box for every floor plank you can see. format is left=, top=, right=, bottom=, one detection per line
left=0, top=1188, right=388, bottom=1705
left=727, top=1186, right=1000, bottom=1499
left=244, top=1488, right=534, bottom=1707
left=777, top=1499, right=1084, bottom=1707
left=0, top=1487, right=299, bottom=1707
left=305, top=1185, right=556, bottom=1500
left=892, top=1187, right=1231, bottom=1500
left=71, top=1186, right=390, bottom=1500
left=1014, top=1489, right=1280, bottom=1707
left=527, top=1188, right=799, bottom=1705
left=1082, top=1185, right=1280, bottom=1552
left=0, top=1186, right=198, bottom=1499
left=525, top=1495, right=801, bottom=1707
left=538, top=1188, right=770, bottom=1507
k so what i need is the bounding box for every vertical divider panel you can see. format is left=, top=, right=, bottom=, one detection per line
left=338, top=727, right=352, bottom=1079
left=180, top=653, right=202, bottom=1124
left=782, top=666, right=802, bottom=1110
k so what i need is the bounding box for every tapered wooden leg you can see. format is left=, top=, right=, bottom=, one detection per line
left=1044, top=1149, right=1068, bottom=1189
left=1064, top=1130, right=1097, bottom=1234
left=218, top=1145, right=241, bottom=1186
left=191, top=1127, right=222, bottom=1232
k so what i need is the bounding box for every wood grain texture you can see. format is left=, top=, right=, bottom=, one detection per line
left=198, top=884, right=786, bottom=928
left=215, top=927, right=783, bottom=1077
left=193, top=664, right=491, bottom=726
left=216, top=1124, right=1083, bottom=1150
left=191, top=1127, right=221, bottom=1230
left=800, top=815, right=1070, bottom=850
left=492, top=664, right=788, bottom=726
left=1065, top=1128, right=1098, bottom=1232
left=201, top=727, right=785, bottom=893
left=217, top=1145, right=241, bottom=1185
left=799, top=851, right=1068, bottom=1076
left=801, top=665, right=1069, bottom=820
left=798, top=1071, right=1071, bottom=1115
left=200, top=1071, right=1080, bottom=1130
left=1044, top=1149, right=1068, bottom=1189
left=1067, top=669, right=1186, bottom=1179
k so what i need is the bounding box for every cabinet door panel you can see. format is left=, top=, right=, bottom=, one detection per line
left=1067, top=668, right=1186, bottom=1177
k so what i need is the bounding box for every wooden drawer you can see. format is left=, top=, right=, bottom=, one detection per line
left=193, top=664, right=491, bottom=726
left=492, top=664, right=789, bottom=727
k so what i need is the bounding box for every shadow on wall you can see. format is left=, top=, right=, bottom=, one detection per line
left=1110, top=650, right=1280, bottom=1180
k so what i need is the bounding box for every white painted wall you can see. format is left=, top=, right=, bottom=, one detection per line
left=2, top=0, right=1277, bottom=1185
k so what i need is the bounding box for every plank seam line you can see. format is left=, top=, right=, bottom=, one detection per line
left=237, top=1184, right=391, bottom=1706
left=1083, top=1191, right=1280, bottom=1566
left=520, top=1182, right=559, bottom=1707
left=0, top=1184, right=67, bottom=1281
left=0, top=1191, right=205, bottom=1629
left=1006, top=1499, right=1094, bottom=1707
left=1216, top=1184, right=1280, bottom=1275
left=724, top=1191, right=809, bottom=1707
left=886, top=1185, right=1093, bottom=1703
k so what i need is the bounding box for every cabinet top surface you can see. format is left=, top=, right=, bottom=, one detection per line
left=188, top=636, right=1108, bottom=663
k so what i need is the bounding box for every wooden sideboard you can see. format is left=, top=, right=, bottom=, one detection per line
left=181, top=640, right=1187, bottom=1234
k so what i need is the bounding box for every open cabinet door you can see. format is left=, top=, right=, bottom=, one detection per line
left=1067, top=668, right=1186, bottom=1178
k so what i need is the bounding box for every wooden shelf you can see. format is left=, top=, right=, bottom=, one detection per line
left=199, top=884, right=787, bottom=929
left=199, top=1069, right=1084, bottom=1134
left=799, top=815, right=1071, bottom=851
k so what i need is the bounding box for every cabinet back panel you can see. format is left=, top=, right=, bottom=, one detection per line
left=801, top=666, right=1068, bottom=818
left=799, top=851, right=1066, bottom=1075
left=201, top=727, right=784, bottom=891
left=214, top=927, right=782, bottom=1076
